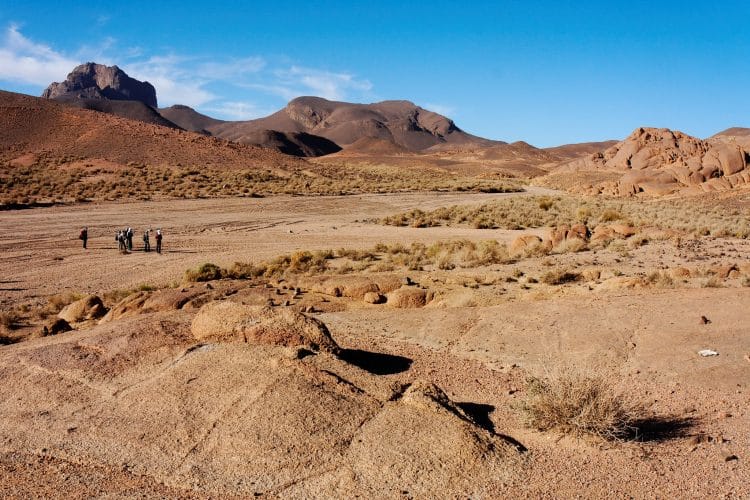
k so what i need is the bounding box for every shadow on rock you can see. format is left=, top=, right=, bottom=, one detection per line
left=457, top=402, right=496, bottom=433
left=337, top=348, right=412, bottom=375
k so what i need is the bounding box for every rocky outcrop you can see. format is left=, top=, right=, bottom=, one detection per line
left=386, top=286, right=431, bottom=308
left=58, top=295, right=106, bottom=324
left=40, top=317, right=72, bottom=336
left=556, top=127, right=750, bottom=195
left=42, top=63, right=157, bottom=108
left=191, top=301, right=340, bottom=353
left=510, top=235, right=544, bottom=255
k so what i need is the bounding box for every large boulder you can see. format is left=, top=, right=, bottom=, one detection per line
left=510, top=234, right=544, bottom=255
left=41, top=318, right=72, bottom=336
left=329, top=380, right=524, bottom=496
left=191, top=301, right=340, bottom=353
left=58, top=295, right=106, bottom=323
left=548, top=224, right=590, bottom=248
left=99, top=288, right=210, bottom=323
left=386, top=286, right=430, bottom=308
left=42, top=62, right=157, bottom=107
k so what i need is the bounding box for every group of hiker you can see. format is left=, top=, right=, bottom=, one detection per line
left=78, top=227, right=163, bottom=253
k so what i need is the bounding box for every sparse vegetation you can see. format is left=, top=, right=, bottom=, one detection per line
left=520, top=364, right=646, bottom=440
left=185, top=263, right=223, bottom=282
left=0, top=310, right=20, bottom=330
left=380, top=195, right=750, bottom=238
left=0, top=153, right=521, bottom=207
left=540, top=269, right=580, bottom=285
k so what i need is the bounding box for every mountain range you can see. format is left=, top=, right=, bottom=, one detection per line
left=5, top=61, right=745, bottom=198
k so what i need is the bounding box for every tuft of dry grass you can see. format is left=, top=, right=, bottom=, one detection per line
left=645, top=270, right=674, bottom=288
left=519, top=364, right=646, bottom=440
left=702, top=276, right=724, bottom=288
left=540, top=269, right=580, bottom=285
left=0, top=310, right=20, bottom=330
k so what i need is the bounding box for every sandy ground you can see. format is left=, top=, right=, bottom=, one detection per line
left=0, top=188, right=555, bottom=307
left=1, top=189, right=749, bottom=497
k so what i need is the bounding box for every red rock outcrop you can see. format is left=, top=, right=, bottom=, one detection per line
left=555, top=127, right=750, bottom=195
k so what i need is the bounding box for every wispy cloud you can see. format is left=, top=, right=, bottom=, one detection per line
left=275, top=65, right=373, bottom=100
left=423, top=102, right=456, bottom=117
left=195, top=57, right=266, bottom=80
left=0, top=24, right=375, bottom=118
left=123, top=55, right=216, bottom=107
left=95, top=14, right=111, bottom=27
left=203, top=101, right=274, bottom=120
left=0, top=24, right=79, bottom=85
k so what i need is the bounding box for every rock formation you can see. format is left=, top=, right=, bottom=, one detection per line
left=556, top=127, right=750, bottom=195
left=42, top=62, right=157, bottom=108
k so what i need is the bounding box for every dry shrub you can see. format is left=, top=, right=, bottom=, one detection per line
left=185, top=263, right=223, bottom=282
left=538, top=197, right=554, bottom=211
left=103, top=288, right=138, bottom=305
left=0, top=310, right=20, bottom=330
left=599, top=209, right=623, bottom=222
left=645, top=270, right=674, bottom=288
left=552, top=238, right=587, bottom=254
left=628, top=234, right=650, bottom=249
left=520, top=364, right=645, bottom=440
left=336, top=248, right=377, bottom=261
left=702, top=276, right=723, bottom=288
left=541, top=269, right=580, bottom=285
left=47, top=292, right=81, bottom=312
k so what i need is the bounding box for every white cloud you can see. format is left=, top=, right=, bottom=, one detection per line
left=275, top=65, right=373, bottom=100
left=123, top=55, right=216, bottom=107
left=0, top=24, right=375, bottom=114
left=0, top=24, right=79, bottom=85
left=423, top=102, right=456, bottom=117
left=204, top=100, right=274, bottom=120
left=238, top=82, right=299, bottom=101
left=195, top=57, right=265, bottom=80
left=95, top=15, right=111, bottom=27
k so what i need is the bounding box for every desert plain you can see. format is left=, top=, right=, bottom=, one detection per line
left=1, top=187, right=749, bottom=498
left=0, top=63, right=749, bottom=498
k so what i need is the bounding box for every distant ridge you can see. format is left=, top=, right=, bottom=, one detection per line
left=207, top=96, right=499, bottom=154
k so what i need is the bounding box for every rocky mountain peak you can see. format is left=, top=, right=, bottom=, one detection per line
left=42, top=62, right=157, bottom=108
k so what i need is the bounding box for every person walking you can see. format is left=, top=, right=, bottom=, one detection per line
left=79, top=227, right=88, bottom=249
left=126, top=227, right=134, bottom=251
left=143, top=230, right=150, bottom=252
left=118, top=230, right=127, bottom=252
left=155, top=229, right=163, bottom=254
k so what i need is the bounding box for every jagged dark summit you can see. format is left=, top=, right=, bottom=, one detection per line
left=42, top=62, right=157, bottom=108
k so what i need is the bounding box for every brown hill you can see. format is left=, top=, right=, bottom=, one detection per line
left=551, top=127, right=750, bottom=195
left=0, top=90, right=297, bottom=169
left=208, top=96, right=496, bottom=153
left=710, top=127, right=750, bottom=150
left=337, top=136, right=410, bottom=155
left=56, top=96, right=179, bottom=129
left=543, top=140, right=618, bottom=160
left=158, top=104, right=225, bottom=134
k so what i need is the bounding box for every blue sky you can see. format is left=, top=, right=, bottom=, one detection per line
left=0, top=1, right=748, bottom=147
